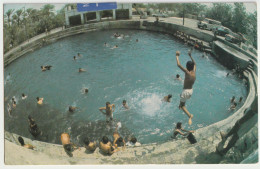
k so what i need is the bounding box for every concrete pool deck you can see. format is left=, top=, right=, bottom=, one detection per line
left=3, top=16, right=258, bottom=164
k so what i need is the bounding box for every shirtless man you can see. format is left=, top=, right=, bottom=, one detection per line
left=99, top=136, right=117, bottom=155
left=176, top=50, right=196, bottom=125
left=61, top=133, right=80, bottom=155
left=113, top=125, right=126, bottom=149
left=99, top=102, right=115, bottom=122
left=122, top=100, right=129, bottom=109
left=83, top=137, right=97, bottom=152
left=36, top=97, right=44, bottom=105
left=162, top=94, right=172, bottom=102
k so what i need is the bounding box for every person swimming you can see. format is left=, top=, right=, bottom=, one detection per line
left=73, top=56, right=77, bottom=60
left=69, top=106, right=77, bottom=113
left=36, top=97, right=44, bottom=105
left=28, top=115, right=42, bottom=138
left=84, top=88, right=89, bottom=94
left=22, top=93, right=27, bottom=100
left=122, top=100, right=129, bottom=109
left=79, top=68, right=86, bottom=72
left=176, top=50, right=196, bottom=125
left=229, top=103, right=237, bottom=110
left=175, top=74, right=182, bottom=81
left=111, top=45, right=118, bottom=49
left=18, top=136, right=35, bottom=150
left=41, top=66, right=47, bottom=71
left=230, top=96, right=235, bottom=103
left=136, top=39, right=138, bottom=42
left=77, top=53, right=82, bottom=57
left=12, top=101, right=16, bottom=109
left=162, top=94, right=172, bottom=102
left=239, top=97, right=243, bottom=103
left=83, top=137, right=97, bottom=152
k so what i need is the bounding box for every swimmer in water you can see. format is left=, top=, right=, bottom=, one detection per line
left=171, top=122, right=194, bottom=139
left=99, top=102, right=115, bottom=122
left=136, top=39, right=138, bottom=42
left=22, top=93, right=27, bottom=100
left=84, top=88, right=89, bottom=94
left=79, top=68, right=86, bottom=72
left=77, top=53, right=82, bottom=57
left=41, top=66, right=47, bottom=71
left=28, top=115, right=42, bottom=137
left=69, top=106, right=77, bottom=113
left=111, top=45, right=118, bottom=49
left=122, top=100, right=129, bottom=109
left=176, top=50, right=196, bottom=125
left=239, top=97, right=243, bottom=103
left=12, top=101, right=16, bottom=109
left=229, top=103, right=237, bottom=110
left=18, top=136, right=35, bottom=150
left=230, top=96, right=235, bottom=103
left=162, top=94, right=172, bottom=102
left=83, top=137, right=97, bottom=152
left=36, top=97, right=44, bottom=105
left=175, top=74, right=182, bottom=81
left=73, top=56, right=77, bottom=60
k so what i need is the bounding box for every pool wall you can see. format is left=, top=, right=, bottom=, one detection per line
left=4, top=19, right=258, bottom=164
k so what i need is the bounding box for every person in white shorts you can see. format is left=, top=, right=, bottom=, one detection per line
left=99, top=102, right=115, bottom=122
left=176, top=50, right=196, bottom=125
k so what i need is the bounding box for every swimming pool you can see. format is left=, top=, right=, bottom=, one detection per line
left=4, top=29, right=247, bottom=145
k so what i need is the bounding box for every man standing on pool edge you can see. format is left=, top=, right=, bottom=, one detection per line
left=176, top=50, right=196, bottom=125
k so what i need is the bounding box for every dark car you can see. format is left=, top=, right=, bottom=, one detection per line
left=225, top=32, right=246, bottom=44
left=213, top=26, right=231, bottom=37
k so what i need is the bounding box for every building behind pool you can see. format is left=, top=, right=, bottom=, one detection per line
left=3, top=3, right=258, bottom=164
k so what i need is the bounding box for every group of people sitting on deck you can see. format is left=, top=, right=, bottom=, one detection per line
left=60, top=122, right=141, bottom=156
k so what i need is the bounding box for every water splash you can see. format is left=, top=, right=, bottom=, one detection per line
left=139, top=93, right=162, bottom=116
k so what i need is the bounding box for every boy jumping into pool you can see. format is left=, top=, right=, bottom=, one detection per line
left=176, top=50, right=196, bottom=125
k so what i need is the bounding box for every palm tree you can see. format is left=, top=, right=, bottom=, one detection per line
left=15, top=9, right=23, bottom=26
left=6, top=9, right=14, bottom=27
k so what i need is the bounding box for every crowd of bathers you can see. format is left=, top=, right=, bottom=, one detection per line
left=6, top=31, right=245, bottom=157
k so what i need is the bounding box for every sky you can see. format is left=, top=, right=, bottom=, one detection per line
left=3, top=1, right=257, bottom=15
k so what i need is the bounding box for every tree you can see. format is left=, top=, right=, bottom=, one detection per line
left=232, top=2, right=248, bottom=34
left=5, top=9, right=14, bottom=27
left=15, top=9, right=23, bottom=26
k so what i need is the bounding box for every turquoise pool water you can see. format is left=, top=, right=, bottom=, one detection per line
left=4, top=29, right=247, bottom=145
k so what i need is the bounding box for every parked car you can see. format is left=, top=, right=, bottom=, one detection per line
left=212, top=26, right=231, bottom=37
left=197, top=18, right=222, bottom=30
left=152, top=13, right=168, bottom=18
left=225, top=32, right=246, bottom=44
